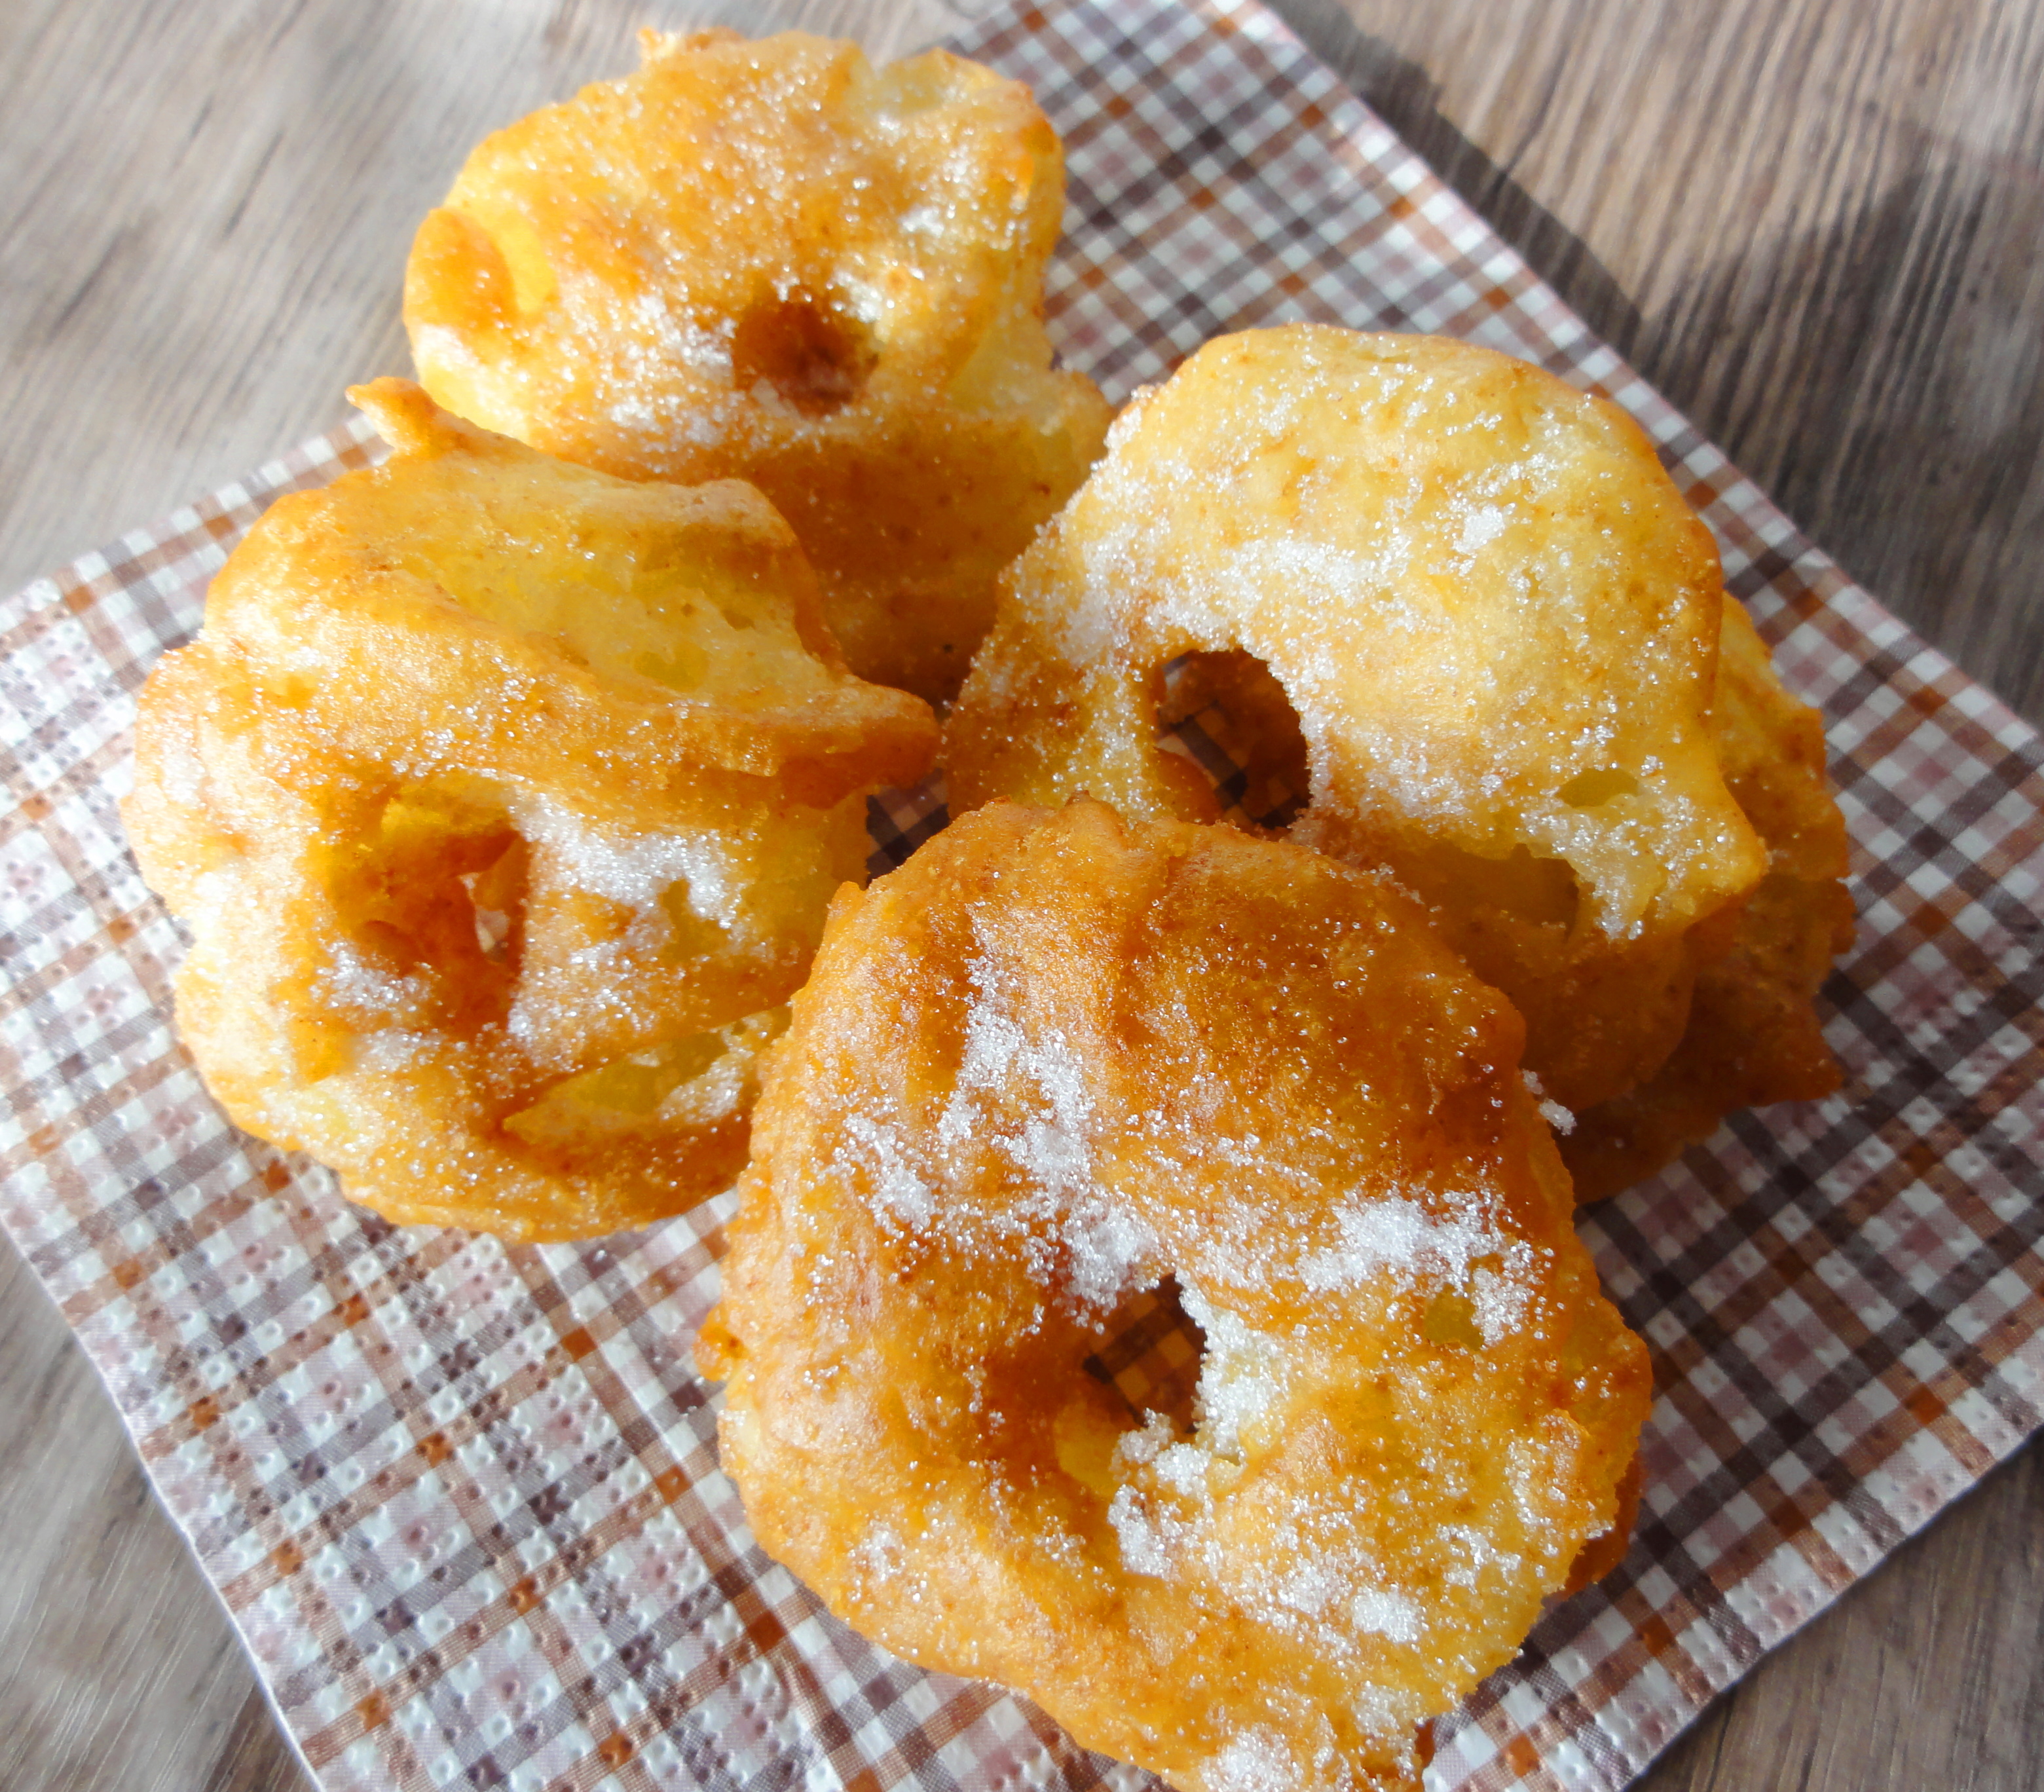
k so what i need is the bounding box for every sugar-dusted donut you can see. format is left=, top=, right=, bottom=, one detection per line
left=948, top=326, right=1777, bottom=1115
left=699, top=798, right=1651, bottom=1791
left=405, top=29, right=1111, bottom=703
left=125, top=379, right=937, bottom=1239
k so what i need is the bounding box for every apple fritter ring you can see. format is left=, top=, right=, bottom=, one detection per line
left=699, top=798, right=1651, bottom=1792
left=125, top=379, right=938, bottom=1241
left=947, top=326, right=1773, bottom=1113
left=405, top=28, right=1111, bottom=703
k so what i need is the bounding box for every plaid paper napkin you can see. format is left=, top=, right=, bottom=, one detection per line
left=4, top=1, right=2041, bottom=1787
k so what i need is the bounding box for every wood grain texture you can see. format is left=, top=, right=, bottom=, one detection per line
left=0, top=0, right=978, bottom=605
left=1, top=2, right=2038, bottom=1789
left=0, top=1242, right=314, bottom=1792
left=1291, top=0, right=2044, bottom=729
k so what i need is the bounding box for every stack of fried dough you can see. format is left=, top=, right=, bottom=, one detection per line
left=123, top=28, right=1851, bottom=1792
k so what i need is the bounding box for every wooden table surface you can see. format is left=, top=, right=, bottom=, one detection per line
left=4, top=1, right=2040, bottom=1788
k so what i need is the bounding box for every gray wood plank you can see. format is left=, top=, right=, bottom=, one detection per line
left=0, top=1241, right=312, bottom=1792
left=1290, top=0, right=2044, bottom=727
left=1641, top=1445, right=2044, bottom=1791
left=0, top=0, right=978, bottom=605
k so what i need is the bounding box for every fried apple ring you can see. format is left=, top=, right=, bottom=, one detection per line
left=699, top=798, right=1651, bottom=1792
left=1561, top=599, right=1854, bottom=1199
left=125, top=379, right=937, bottom=1240
left=948, top=327, right=1772, bottom=1113
left=405, top=28, right=1111, bottom=703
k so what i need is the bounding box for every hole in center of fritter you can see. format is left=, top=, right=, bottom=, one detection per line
left=1155, top=649, right=1310, bottom=831
left=330, top=777, right=527, bottom=1026
left=1083, top=1275, right=1205, bottom=1434
left=731, top=290, right=878, bottom=415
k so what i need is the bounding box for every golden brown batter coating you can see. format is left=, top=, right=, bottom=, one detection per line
left=948, top=327, right=1777, bottom=1115
left=1561, top=600, right=1855, bottom=1199
left=126, top=379, right=937, bottom=1239
left=405, top=29, right=1111, bottom=703
left=700, top=799, right=1651, bottom=1791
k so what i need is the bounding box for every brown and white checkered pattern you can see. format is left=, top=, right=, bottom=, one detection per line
left=3, top=1, right=2040, bottom=1787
